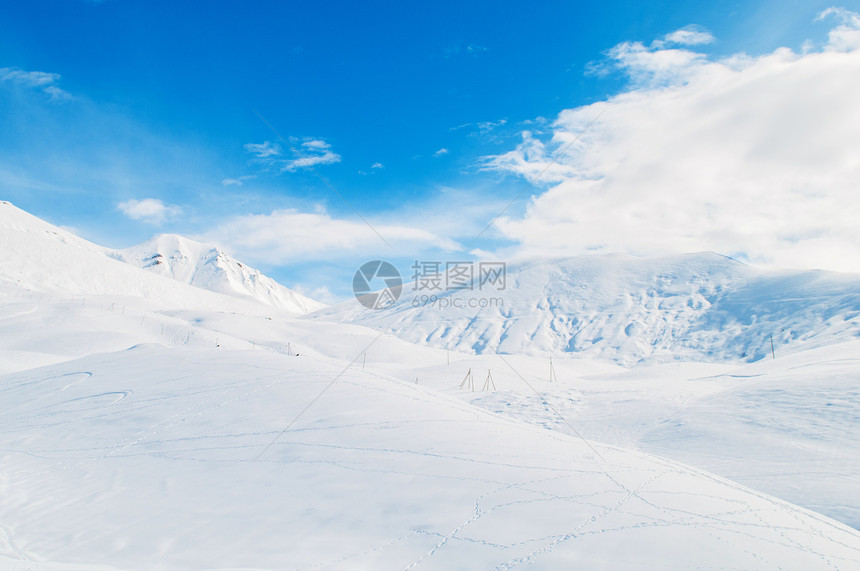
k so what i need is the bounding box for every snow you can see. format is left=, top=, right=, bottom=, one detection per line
left=313, top=253, right=860, bottom=365
left=1, top=201, right=859, bottom=569
left=422, top=341, right=860, bottom=530
left=2, top=341, right=859, bottom=569
left=0, top=203, right=273, bottom=315
left=113, top=234, right=325, bottom=314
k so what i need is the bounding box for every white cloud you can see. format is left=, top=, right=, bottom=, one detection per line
left=605, top=41, right=710, bottom=87
left=476, top=118, right=507, bottom=132
left=244, top=140, right=282, bottom=158
left=204, top=208, right=459, bottom=264
left=818, top=7, right=860, bottom=51
left=244, top=138, right=341, bottom=172
left=449, top=119, right=509, bottom=142
left=586, top=25, right=719, bottom=87
left=371, top=162, right=384, bottom=169
left=657, top=26, right=715, bottom=47
left=0, top=67, right=71, bottom=100
left=285, top=139, right=341, bottom=171
left=483, top=10, right=860, bottom=273
left=433, top=148, right=449, bottom=157
left=482, top=130, right=580, bottom=184
left=0, top=68, right=58, bottom=87
left=117, top=198, right=182, bottom=224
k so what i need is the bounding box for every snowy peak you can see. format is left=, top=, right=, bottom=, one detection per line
left=115, top=234, right=233, bottom=287
left=114, top=234, right=325, bottom=314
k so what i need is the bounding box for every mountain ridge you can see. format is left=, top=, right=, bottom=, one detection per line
left=311, top=252, right=860, bottom=364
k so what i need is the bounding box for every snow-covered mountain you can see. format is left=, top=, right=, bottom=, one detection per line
left=312, top=253, right=860, bottom=364
left=113, top=234, right=324, bottom=314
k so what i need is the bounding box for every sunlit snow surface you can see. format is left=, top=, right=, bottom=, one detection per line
left=2, top=340, right=859, bottom=569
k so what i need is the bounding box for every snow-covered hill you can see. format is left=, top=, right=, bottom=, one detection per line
left=313, top=253, right=860, bottom=364
left=0, top=201, right=321, bottom=315
left=113, top=234, right=324, bottom=314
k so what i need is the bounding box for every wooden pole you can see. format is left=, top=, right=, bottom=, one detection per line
left=482, top=369, right=496, bottom=391
left=459, top=368, right=473, bottom=391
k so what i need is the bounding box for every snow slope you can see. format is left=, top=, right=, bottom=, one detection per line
left=312, top=253, right=860, bottom=364
left=2, top=340, right=859, bottom=569
left=113, top=234, right=325, bottom=314
left=638, top=341, right=860, bottom=529
left=396, top=341, right=860, bottom=531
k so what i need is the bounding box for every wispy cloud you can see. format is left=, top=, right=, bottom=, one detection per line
left=654, top=25, right=715, bottom=48
left=450, top=118, right=508, bottom=134
left=244, top=141, right=281, bottom=158
left=433, top=148, right=449, bottom=157
left=371, top=162, right=384, bottom=169
left=117, top=198, right=182, bottom=224
left=482, top=9, right=860, bottom=273
left=244, top=137, right=341, bottom=172
left=448, top=118, right=510, bottom=145
left=0, top=66, right=71, bottom=101
left=476, top=118, right=507, bottom=133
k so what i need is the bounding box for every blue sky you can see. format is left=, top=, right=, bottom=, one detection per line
left=2, top=1, right=860, bottom=301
